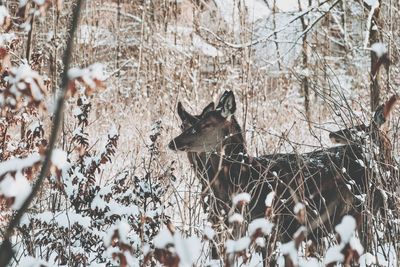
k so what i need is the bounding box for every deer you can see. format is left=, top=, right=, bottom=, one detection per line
left=329, top=95, right=400, bottom=224
left=176, top=101, right=215, bottom=198
left=169, top=91, right=377, bottom=265
left=329, top=95, right=399, bottom=170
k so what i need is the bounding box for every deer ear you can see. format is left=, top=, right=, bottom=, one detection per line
left=200, top=102, right=215, bottom=117
left=177, top=102, right=197, bottom=125
left=217, top=91, right=236, bottom=118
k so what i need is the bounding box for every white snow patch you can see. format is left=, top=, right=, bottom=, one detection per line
left=255, top=237, right=265, bottom=247
left=0, top=6, right=9, bottom=26
left=280, top=240, right=298, bottom=265
left=229, top=213, right=244, bottom=223
left=0, top=172, right=31, bottom=210
left=232, top=192, right=251, bottom=206
left=174, top=233, right=201, bottom=266
left=5, top=64, right=45, bottom=101
left=335, top=215, right=356, bottom=243
left=0, top=153, right=41, bottom=177
left=370, top=42, right=387, bottom=58
left=364, top=0, right=379, bottom=7
left=360, top=252, right=376, bottom=266
left=153, top=227, right=174, bottom=249
left=324, top=245, right=344, bottom=265
left=68, top=63, right=106, bottom=88
left=225, top=237, right=251, bottom=253
left=248, top=218, right=274, bottom=236
left=192, top=35, right=222, bottom=57
left=265, top=191, right=275, bottom=207
left=355, top=159, right=365, bottom=167
left=51, top=149, right=68, bottom=170
left=293, top=202, right=305, bottom=215
left=203, top=224, right=215, bottom=240
left=19, top=256, right=54, bottom=267
left=350, top=236, right=364, bottom=256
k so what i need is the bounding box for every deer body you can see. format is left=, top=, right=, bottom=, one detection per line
left=169, top=91, right=371, bottom=261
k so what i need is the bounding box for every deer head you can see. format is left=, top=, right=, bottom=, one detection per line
left=169, top=91, right=239, bottom=153
left=177, top=101, right=215, bottom=131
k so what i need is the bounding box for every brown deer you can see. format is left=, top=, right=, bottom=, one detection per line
left=329, top=95, right=399, bottom=169
left=329, top=96, right=399, bottom=219
left=176, top=101, right=225, bottom=215
left=169, top=91, right=375, bottom=263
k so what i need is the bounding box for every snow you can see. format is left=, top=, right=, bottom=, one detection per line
left=298, top=257, right=320, bottom=267
left=0, top=153, right=41, bottom=177
left=105, top=200, right=139, bottom=218
left=225, top=237, right=251, bottom=253
left=0, top=33, right=16, bottom=46
left=203, top=225, right=215, bottom=240
left=248, top=218, right=274, bottom=236
left=174, top=234, right=201, bottom=266
left=265, top=191, right=275, bottom=207
left=19, top=256, right=54, bottom=267
left=255, top=237, right=265, bottom=247
left=192, top=35, right=222, bottom=57
left=51, top=149, right=68, bottom=170
left=244, top=0, right=271, bottom=22
left=153, top=228, right=201, bottom=266
left=108, top=125, right=118, bottom=138
left=0, top=6, right=9, bottom=26
left=370, top=42, right=387, bottom=58
left=6, top=64, right=45, bottom=101
left=153, top=227, right=174, bottom=248
left=19, top=0, right=28, bottom=7
left=104, top=221, right=131, bottom=247
left=335, top=215, right=356, bottom=243
left=68, top=63, right=106, bottom=88
left=364, top=0, right=379, bottom=7
left=280, top=240, right=298, bottom=265
left=363, top=0, right=380, bottom=48
left=293, top=202, right=305, bottom=215
left=232, top=192, right=251, bottom=206
left=276, top=0, right=310, bottom=12
left=0, top=172, right=31, bottom=210
left=214, top=0, right=271, bottom=29
left=350, top=236, right=364, bottom=255
left=355, top=159, right=365, bottom=167
left=33, top=0, right=45, bottom=5
left=324, top=245, right=344, bottom=265
left=229, top=213, right=244, bottom=223
left=78, top=25, right=116, bottom=47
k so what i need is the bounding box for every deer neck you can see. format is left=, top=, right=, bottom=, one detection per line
left=219, top=117, right=247, bottom=160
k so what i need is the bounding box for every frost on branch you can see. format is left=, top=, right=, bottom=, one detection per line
left=232, top=192, right=251, bottom=208
left=104, top=221, right=138, bottom=267
left=153, top=224, right=201, bottom=267
left=203, top=224, right=215, bottom=240
left=2, top=63, right=46, bottom=109
left=67, top=63, right=106, bottom=96
left=325, top=215, right=364, bottom=266
left=248, top=218, right=274, bottom=237
left=265, top=191, right=275, bottom=217
left=229, top=213, right=244, bottom=224
left=371, top=42, right=387, bottom=58
left=280, top=226, right=307, bottom=267
left=0, top=153, right=41, bottom=209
